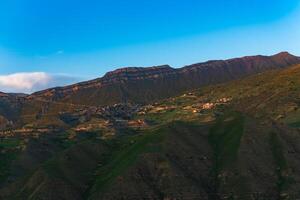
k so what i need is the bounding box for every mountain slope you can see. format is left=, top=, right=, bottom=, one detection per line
left=0, top=93, right=25, bottom=129
left=199, top=63, right=300, bottom=125
left=29, top=52, right=300, bottom=106
left=2, top=62, right=300, bottom=199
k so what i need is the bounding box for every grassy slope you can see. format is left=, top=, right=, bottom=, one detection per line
left=0, top=138, right=21, bottom=184
left=85, top=64, right=300, bottom=198
left=197, top=64, right=300, bottom=124
left=88, top=126, right=167, bottom=198
left=208, top=112, right=245, bottom=197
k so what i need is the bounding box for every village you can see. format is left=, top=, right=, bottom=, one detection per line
left=0, top=94, right=232, bottom=140
left=138, top=92, right=232, bottom=116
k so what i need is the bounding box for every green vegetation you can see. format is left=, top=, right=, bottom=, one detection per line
left=53, top=131, right=76, bottom=149
left=143, top=109, right=182, bottom=124
left=43, top=132, right=92, bottom=178
left=288, top=121, right=300, bottom=128
left=0, top=138, right=21, bottom=183
left=269, top=132, right=293, bottom=196
left=89, top=126, right=167, bottom=196
left=208, top=112, right=245, bottom=193
left=284, top=111, right=300, bottom=128
left=0, top=138, right=20, bottom=149
left=4, top=64, right=300, bottom=199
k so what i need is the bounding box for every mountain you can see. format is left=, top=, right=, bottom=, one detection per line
left=1, top=62, right=300, bottom=199
left=1, top=52, right=300, bottom=199
left=29, top=52, right=300, bottom=106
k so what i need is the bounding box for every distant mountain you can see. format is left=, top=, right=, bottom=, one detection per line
left=29, top=52, right=300, bottom=106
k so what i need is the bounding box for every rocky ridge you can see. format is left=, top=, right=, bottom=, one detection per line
left=28, top=52, right=300, bottom=105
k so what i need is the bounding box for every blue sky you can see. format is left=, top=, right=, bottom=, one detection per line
left=0, top=0, right=300, bottom=93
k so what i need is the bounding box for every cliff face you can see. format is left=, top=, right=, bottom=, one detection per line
left=102, top=65, right=176, bottom=81
left=29, top=52, right=300, bottom=106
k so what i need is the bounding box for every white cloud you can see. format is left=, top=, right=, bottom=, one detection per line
left=0, top=72, right=81, bottom=94
left=0, top=72, right=50, bottom=92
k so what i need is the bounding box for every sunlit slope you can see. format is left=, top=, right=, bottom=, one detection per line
left=197, top=64, right=300, bottom=126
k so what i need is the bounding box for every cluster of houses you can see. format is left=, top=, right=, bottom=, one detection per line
left=200, top=98, right=231, bottom=110
left=183, top=97, right=232, bottom=114
left=138, top=94, right=232, bottom=117
left=60, top=103, right=148, bottom=137
left=137, top=104, right=176, bottom=115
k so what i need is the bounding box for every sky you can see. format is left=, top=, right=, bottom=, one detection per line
left=0, top=0, right=300, bottom=93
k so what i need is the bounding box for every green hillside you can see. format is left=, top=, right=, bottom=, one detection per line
left=1, top=64, right=300, bottom=199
